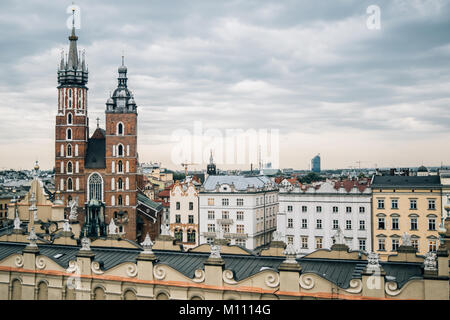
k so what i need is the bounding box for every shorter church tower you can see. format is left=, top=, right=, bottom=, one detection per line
left=207, top=150, right=217, bottom=175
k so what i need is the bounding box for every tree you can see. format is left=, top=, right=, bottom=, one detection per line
left=297, top=172, right=325, bottom=184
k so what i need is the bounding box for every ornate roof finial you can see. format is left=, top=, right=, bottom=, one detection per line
left=80, top=237, right=91, bottom=251
left=367, top=252, right=380, bottom=270
left=333, top=227, right=345, bottom=245
left=63, top=220, right=71, bottom=232
left=209, top=244, right=221, bottom=259
left=282, top=243, right=298, bottom=264
left=401, top=232, right=412, bottom=246
left=140, top=233, right=154, bottom=254
left=108, top=219, right=117, bottom=235
left=424, top=252, right=437, bottom=271
left=27, top=226, right=38, bottom=247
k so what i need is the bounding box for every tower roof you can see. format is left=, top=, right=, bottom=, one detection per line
left=105, top=57, right=137, bottom=114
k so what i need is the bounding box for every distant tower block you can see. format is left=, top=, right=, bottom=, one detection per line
left=311, top=154, right=321, bottom=173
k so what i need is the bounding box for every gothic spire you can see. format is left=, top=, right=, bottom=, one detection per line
left=67, top=8, right=78, bottom=70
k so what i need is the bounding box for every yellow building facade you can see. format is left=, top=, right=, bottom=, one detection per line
left=371, top=175, right=442, bottom=259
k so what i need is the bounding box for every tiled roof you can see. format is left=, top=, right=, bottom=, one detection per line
left=137, top=192, right=162, bottom=212
left=372, top=175, right=441, bottom=187
left=202, top=175, right=273, bottom=191
left=85, top=135, right=106, bottom=169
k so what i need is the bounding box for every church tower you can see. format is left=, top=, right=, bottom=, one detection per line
left=104, top=57, right=139, bottom=239
left=55, top=18, right=89, bottom=209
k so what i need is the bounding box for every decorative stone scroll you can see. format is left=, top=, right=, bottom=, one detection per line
left=15, top=255, right=24, bottom=268
left=35, top=256, right=46, bottom=269
left=153, top=264, right=166, bottom=280
left=91, top=261, right=104, bottom=275
left=345, top=279, right=362, bottom=294
left=192, top=269, right=205, bottom=283
left=299, top=274, right=315, bottom=290
left=223, top=270, right=237, bottom=285
left=264, top=272, right=280, bottom=288
left=126, top=263, right=138, bottom=277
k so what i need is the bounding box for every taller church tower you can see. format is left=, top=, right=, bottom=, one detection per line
left=55, top=20, right=89, bottom=208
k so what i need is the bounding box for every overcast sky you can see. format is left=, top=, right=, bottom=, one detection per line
left=0, top=0, right=449, bottom=171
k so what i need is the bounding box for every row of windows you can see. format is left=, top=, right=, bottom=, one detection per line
left=207, top=196, right=277, bottom=207
left=287, top=205, right=366, bottom=213
left=112, top=160, right=130, bottom=174
left=377, top=217, right=436, bottom=231
left=205, top=238, right=247, bottom=247
left=174, top=214, right=195, bottom=224
left=377, top=238, right=437, bottom=252
left=111, top=195, right=130, bottom=206
left=207, top=224, right=246, bottom=234
left=175, top=201, right=194, bottom=211
left=61, top=88, right=85, bottom=111
left=287, top=235, right=367, bottom=251
left=377, top=198, right=436, bottom=210
left=0, top=204, right=7, bottom=210
left=60, top=144, right=79, bottom=157
left=174, top=229, right=196, bottom=243
left=287, top=218, right=366, bottom=231
left=207, top=211, right=245, bottom=221
left=112, top=144, right=130, bottom=157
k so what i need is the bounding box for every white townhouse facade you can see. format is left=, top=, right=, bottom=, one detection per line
left=277, top=180, right=372, bottom=255
left=199, top=175, right=278, bottom=250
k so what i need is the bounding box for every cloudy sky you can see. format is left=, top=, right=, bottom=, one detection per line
left=0, top=0, right=449, bottom=171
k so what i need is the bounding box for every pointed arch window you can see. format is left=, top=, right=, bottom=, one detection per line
left=67, top=162, right=73, bottom=174
left=67, top=144, right=72, bottom=157
left=117, top=122, right=124, bottom=135
left=117, top=144, right=124, bottom=157
left=67, top=128, right=72, bottom=140
left=67, top=113, right=72, bottom=125
left=67, top=178, right=73, bottom=191
left=118, top=195, right=123, bottom=206
left=118, top=178, right=123, bottom=190
left=88, top=173, right=103, bottom=201
left=118, top=160, right=123, bottom=173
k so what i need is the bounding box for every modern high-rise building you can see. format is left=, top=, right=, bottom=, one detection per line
left=311, top=154, right=321, bottom=173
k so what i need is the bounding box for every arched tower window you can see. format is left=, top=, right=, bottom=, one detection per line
left=118, top=195, right=123, bottom=206
left=67, top=162, right=73, bottom=173
left=118, top=178, right=123, bottom=190
left=117, top=144, right=124, bottom=157
left=67, top=178, right=73, bottom=191
left=117, top=122, right=124, bottom=135
left=118, top=160, right=123, bottom=173
left=67, top=128, right=72, bottom=140
left=67, top=144, right=72, bottom=157
left=68, top=113, right=72, bottom=125
left=88, top=173, right=103, bottom=201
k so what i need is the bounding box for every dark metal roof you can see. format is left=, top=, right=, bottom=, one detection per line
left=0, top=242, right=423, bottom=289
left=372, top=175, right=441, bottom=187
left=85, top=137, right=106, bottom=169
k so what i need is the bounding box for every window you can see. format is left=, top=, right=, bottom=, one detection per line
left=117, top=123, right=124, bottom=135
left=188, top=215, right=194, bottom=224
left=118, top=144, right=124, bottom=157
left=118, top=178, right=123, bottom=190
left=359, top=206, right=365, bottom=213
left=236, top=224, right=244, bottom=234
left=187, top=230, right=195, bottom=243
left=428, top=218, right=436, bottom=230
left=410, top=217, right=418, bottom=230
left=412, top=239, right=419, bottom=251
left=222, top=198, right=229, bottom=206
left=118, top=161, right=123, bottom=173
left=392, top=238, right=400, bottom=251
left=410, top=199, right=417, bottom=210
left=223, top=225, right=230, bottom=233
left=207, top=238, right=214, bottom=244
left=301, top=219, right=307, bottom=229
left=174, top=229, right=182, bottom=242
left=316, top=219, right=322, bottom=229
left=237, top=211, right=244, bottom=221
left=332, top=220, right=339, bottom=229
left=235, top=239, right=246, bottom=247
left=377, top=199, right=384, bottom=209
left=391, top=217, right=399, bottom=230
left=207, top=211, right=215, bottom=220
left=189, top=202, right=193, bottom=210
left=315, top=237, right=323, bottom=249
left=207, top=224, right=215, bottom=232
left=67, top=162, right=73, bottom=173
left=359, top=239, right=366, bottom=251
left=428, top=200, right=436, bottom=210
left=222, top=211, right=229, bottom=219
left=287, top=218, right=293, bottom=228
left=287, top=236, right=294, bottom=245
left=378, top=217, right=385, bottom=230
left=359, top=220, right=365, bottom=230
left=175, top=215, right=181, bottom=223
left=237, top=199, right=244, bottom=206
left=67, top=113, right=72, bottom=125
left=287, top=205, right=293, bottom=212
left=176, top=202, right=180, bottom=210
left=346, top=206, right=352, bottom=213
left=316, top=206, right=322, bottom=213
left=332, top=206, right=338, bottom=213
left=346, top=220, right=352, bottom=230
left=378, top=238, right=386, bottom=251
left=428, top=240, right=437, bottom=252
left=67, top=178, right=73, bottom=191
left=118, top=195, right=123, bottom=206
left=302, top=206, right=307, bottom=212
left=301, top=236, right=308, bottom=249
left=67, top=128, right=72, bottom=140
left=391, top=199, right=398, bottom=209
left=88, top=173, right=102, bottom=201
left=67, top=144, right=72, bottom=157
left=208, top=198, right=214, bottom=206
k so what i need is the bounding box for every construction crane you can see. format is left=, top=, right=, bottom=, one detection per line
left=181, top=162, right=197, bottom=176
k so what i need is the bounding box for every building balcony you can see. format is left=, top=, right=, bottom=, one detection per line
left=225, top=232, right=248, bottom=239
left=202, top=232, right=217, bottom=237
left=217, top=218, right=234, bottom=225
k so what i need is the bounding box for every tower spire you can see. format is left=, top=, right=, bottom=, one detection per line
left=67, top=6, right=78, bottom=70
